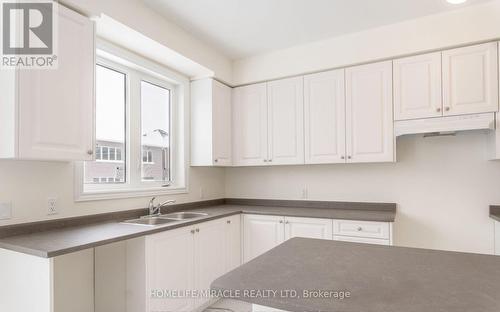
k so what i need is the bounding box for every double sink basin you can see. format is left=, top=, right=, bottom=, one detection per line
left=123, top=211, right=209, bottom=227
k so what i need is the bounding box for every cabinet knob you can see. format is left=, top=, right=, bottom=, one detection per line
left=285, top=221, right=289, bottom=224
left=191, top=229, right=195, bottom=234
left=436, top=108, right=441, bottom=112
left=214, top=159, right=219, bottom=163
left=357, top=227, right=363, bottom=231
left=227, top=220, right=231, bottom=224
left=263, top=159, right=268, bottom=163
left=341, top=156, right=345, bottom=160
left=269, top=159, right=273, bottom=162
left=87, top=150, right=93, bottom=155
left=279, top=220, right=283, bottom=224
left=348, top=156, right=352, bottom=160
left=445, top=107, right=450, bottom=112
left=196, top=228, right=200, bottom=233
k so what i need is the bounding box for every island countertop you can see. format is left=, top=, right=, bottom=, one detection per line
left=211, top=238, right=500, bottom=312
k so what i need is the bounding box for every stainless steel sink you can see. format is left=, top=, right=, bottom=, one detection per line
left=122, top=217, right=179, bottom=227
left=161, top=211, right=208, bottom=220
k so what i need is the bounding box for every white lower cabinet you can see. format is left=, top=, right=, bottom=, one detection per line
left=495, top=221, right=500, bottom=256
left=243, top=214, right=393, bottom=263
left=243, top=214, right=285, bottom=263
left=127, top=215, right=241, bottom=312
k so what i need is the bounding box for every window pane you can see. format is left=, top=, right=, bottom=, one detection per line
left=141, top=81, right=170, bottom=182
left=84, top=65, right=126, bottom=184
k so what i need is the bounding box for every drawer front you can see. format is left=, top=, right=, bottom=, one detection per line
left=333, top=235, right=391, bottom=246
left=333, top=220, right=390, bottom=240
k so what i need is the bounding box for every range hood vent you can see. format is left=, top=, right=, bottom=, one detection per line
left=395, top=113, right=496, bottom=137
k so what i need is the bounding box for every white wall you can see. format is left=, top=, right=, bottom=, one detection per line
left=226, top=131, right=500, bottom=255
left=0, top=161, right=224, bottom=226
left=233, top=1, right=500, bottom=85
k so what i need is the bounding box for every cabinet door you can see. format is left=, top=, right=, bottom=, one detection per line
left=194, top=218, right=228, bottom=308
left=146, top=227, right=194, bottom=312
left=284, top=217, right=333, bottom=240
left=495, top=221, right=500, bottom=256
left=232, top=83, right=268, bottom=166
left=17, top=5, right=95, bottom=161
left=304, top=70, right=346, bottom=164
left=442, top=42, right=499, bottom=116
left=267, top=77, right=304, bottom=165
left=226, top=215, right=242, bottom=272
left=213, top=80, right=232, bottom=166
left=243, top=214, right=285, bottom=263
left=345, top=61, right=394, bottom=163
left=393, top=52, right=442, bottom=120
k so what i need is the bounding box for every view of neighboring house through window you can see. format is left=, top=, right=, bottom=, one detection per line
left=141, top=81, right=171, bottom=183
left=84, top=64, right=126, bottom=184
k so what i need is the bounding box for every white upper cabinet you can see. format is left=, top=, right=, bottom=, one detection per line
left=191, top=79, right=232, bottom=166
left=267, top=77, right=305, bottom=165
left=345, top=61, right=395, bottom=163
left=393, top=52, right=442, bottom=120
left=442, top=42, right=499, bottom=116
left=304, top=70, right=346, bottom=164
left=232, top=83, right=268, bottom=166
left=0, top=5, right=95, bottom=161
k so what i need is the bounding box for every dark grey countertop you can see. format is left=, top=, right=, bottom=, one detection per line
left=490, top=206, right=500, bottom=222
left=0, top=201, right=396, bottom=258
left=211, top=238, right=500, bottom=312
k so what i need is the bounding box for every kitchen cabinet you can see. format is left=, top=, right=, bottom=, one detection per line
left=0, top=5, right=95, bottom=161
left=0, top=248, right=94, bottom=312
left=243, top=214, right=285, bottom=262
left=393, top=52, right=442, bottom=121
left=345, top=61, right=395, bottom=163
left=191, top=78, right=232, bottom=166
left=232, top=83, right=268, bottom=166
left=267, top=77, right=305, bottom=165
left=243, top=215, right=333, bottom=262
left=442, top=42, right=498, bottom=116
left=333, top=219, right=392, bottom=246
left=284, top=216, right=333, bottom=241
left=495, top=221, right=500, bottom=256
left=127, top=216, right=240, bottom=311
left=304, top=69, right=346, bottom=164
left=233, top=77, right=304, bottom=166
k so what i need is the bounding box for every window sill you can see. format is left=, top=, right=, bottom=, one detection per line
left=74, top=185, right=188, bottom=202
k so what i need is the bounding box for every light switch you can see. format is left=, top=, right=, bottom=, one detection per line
left=0, top=202, right=12, bottom=220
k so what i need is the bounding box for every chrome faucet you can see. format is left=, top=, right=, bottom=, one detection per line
left=148, top=197, right=176, bottom=216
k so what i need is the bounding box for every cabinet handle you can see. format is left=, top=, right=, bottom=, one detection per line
left=263, top=159, right=268, bottom=163
left=196, top=228, right=200, bottom=233
left=445, top=107, right=450, bottom=112
left=227, top=220, right=231, bottom=224
left=285, top=221, right=289, bottom=224
left=87, top=150, right=93, bottom=155
left=269, top=159, right=273, bottom=162
left=436, top=108, right=441, bottom=112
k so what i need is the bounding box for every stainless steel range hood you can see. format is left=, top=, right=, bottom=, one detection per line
left=394, top=113, right=496, bottom=137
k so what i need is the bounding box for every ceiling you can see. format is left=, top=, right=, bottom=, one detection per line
left=143, top=0, right=495, bottom=60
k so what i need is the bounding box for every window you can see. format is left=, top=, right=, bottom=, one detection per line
left=75, top=42, right=188, bottom=201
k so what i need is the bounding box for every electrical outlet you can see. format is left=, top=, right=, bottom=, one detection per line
left=47, top=197, right=58, bottom=215
left=302, top=186, right=308, bottom=199
left=0, top=202, right=12, bottom=220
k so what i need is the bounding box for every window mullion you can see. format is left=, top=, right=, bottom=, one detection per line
left=128, top=73, right=142, bottom=188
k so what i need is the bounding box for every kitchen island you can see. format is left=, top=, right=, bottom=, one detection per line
left=210, top=238, right=500, bottom=312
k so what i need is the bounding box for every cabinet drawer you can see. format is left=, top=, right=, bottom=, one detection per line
left=333, top=220, right=390, bottom=240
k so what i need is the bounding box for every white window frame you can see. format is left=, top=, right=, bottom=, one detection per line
left=74, top=40, right=189, bottom=201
